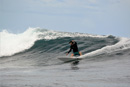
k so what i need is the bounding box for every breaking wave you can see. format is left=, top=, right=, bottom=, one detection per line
left=0, top=27, right=130, bottom=58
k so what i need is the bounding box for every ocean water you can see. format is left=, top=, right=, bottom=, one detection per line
left=0, top=28, right=130, bottom=87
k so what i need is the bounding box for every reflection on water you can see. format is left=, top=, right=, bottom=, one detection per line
left=71, top=66, right=79, bottom=70
left=71, top=61, right=80, bottom=70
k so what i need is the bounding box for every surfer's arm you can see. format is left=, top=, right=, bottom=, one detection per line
left=66, top=46, right=72, bottom=55
left=66, top=50, right=71, bottom=56
left=67, top=48, right=72, bottom=54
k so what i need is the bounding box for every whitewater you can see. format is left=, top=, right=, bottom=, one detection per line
left=0, top=27, right=130, bottom=87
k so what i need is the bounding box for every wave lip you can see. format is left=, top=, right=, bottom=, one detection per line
left=36, top=28, right=107, bottom=40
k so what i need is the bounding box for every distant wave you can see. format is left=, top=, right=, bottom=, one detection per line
left=0, top=27, right=130, bottom=57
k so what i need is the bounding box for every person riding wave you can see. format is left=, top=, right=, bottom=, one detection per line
left=66, top=40, right=82, bottom=57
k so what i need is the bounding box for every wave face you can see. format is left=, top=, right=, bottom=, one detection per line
left=0, top=28, right=130, bottom=67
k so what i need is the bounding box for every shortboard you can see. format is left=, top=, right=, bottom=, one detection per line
left=58, top=56, right=82, bottom=63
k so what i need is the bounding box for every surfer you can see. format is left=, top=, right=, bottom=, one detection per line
left=66, top=40, right=82, bottom=57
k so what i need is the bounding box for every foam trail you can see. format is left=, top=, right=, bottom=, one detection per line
left=81, top=37, right=130, bottom=58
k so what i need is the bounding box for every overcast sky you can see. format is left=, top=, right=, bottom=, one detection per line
left=0, top=0, right=130, bottom=37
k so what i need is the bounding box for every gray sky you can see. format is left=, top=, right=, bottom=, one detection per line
left=0, top=0, right=130, bottom=37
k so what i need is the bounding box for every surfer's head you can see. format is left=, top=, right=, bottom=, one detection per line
left=69, top=41, right=73, bottom=45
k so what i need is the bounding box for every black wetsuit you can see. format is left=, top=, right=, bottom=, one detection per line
left=68, top=42, right=79, bottom=54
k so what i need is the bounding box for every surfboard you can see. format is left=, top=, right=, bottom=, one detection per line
left=58, top=56, right=82, bottom=62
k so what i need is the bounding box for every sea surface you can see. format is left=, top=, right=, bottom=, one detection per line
left=0, top=28, right=130, bottom=87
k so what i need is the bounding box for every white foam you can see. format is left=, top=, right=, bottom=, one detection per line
left=81, top=37, right=130, bottom=58
left=0, top=28, right=42, bottom=57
